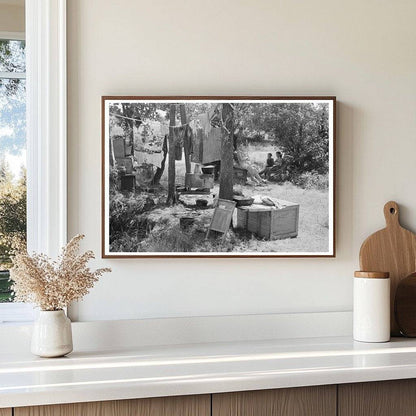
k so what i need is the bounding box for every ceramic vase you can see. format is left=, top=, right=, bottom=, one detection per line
left=31, top=310, right=73, bottom=357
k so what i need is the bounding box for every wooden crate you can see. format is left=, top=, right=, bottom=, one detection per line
left=185, top=173, right=214, bottom=189
left=236, top=199, right=299, bottom=240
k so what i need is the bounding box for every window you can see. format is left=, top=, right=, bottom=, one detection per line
left=0, top=33, right=26, bottom=307
left=0, top=1, right=67, bottom=323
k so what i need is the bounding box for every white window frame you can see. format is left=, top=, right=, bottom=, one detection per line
left=0, top=0, right=67, bottom=323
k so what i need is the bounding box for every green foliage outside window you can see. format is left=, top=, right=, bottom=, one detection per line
left=0, top=161, right=26, bottom=302
left=0, top=38, right=27, bottom=302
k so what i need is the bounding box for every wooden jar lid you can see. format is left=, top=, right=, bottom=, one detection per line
left=354, top=271, right=390, bottom=279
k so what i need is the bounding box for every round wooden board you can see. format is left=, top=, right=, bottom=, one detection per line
left=395, top=273, right=416, bottom=337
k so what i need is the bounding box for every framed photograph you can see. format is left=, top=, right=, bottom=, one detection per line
left=102, top=96, right=336, bottom=258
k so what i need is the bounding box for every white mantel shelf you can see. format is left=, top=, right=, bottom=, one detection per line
left=2, top=336, right=416, bottom=408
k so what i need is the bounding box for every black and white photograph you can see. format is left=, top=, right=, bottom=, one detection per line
left=102, top=97, right=335, bottom=257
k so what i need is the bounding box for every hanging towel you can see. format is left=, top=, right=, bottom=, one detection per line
left=174, top=127, right=183, bottom=161
left=112, top=137, right=125, bottom=158
left=203, top=127, right=222, bottom=164
left=134, top=150, right=164, bottom=168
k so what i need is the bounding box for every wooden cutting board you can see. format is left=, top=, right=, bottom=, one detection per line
left=395, top=273, right=416, bottom=337
left=359, top=201, right=416, bottom=335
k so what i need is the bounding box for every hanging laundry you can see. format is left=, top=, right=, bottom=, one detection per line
left=203, top=127, right=222, bottom=164
left=135, top=120, right=168, bottom=153
left=190, top=120, right=203, bottom=163
left=132, top=119, right=170, bottom=169
left=174, top=127, right=183, bottom=161
left=198, top=112, right=211, bottom=132
left=112, top=137, right=125, bottom=158
left=134, top=150, right=164, bottom=168
left=184, top=125, right=194, bottom=157
left=190, top=112, right=222, bottom=164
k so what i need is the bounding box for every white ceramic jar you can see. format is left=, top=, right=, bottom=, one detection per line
left=31, top=310, right=73, bottom=357
left=353, top=271, right=390, bottom=343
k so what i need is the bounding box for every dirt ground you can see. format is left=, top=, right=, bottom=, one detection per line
left=232, top=181, right=329, bottom=253
left=113, top=144, right=329, bottom=254
left=135, top=180, right=329, bottom=254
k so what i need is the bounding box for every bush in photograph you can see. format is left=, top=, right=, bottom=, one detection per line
left=109, top=166, right=119, bottom=190
left=110, top=232, right=142, bottom=253
left=236, top=102, right=329, bottom=179
left=143, top=225, right=195, bottom=252
left=292, top=171, right=329, bottom=190
left=109, top=191, right=155, bottom=247
left=274, top=104, right=329, bottom=176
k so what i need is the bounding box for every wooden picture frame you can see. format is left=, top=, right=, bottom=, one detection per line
left=102, top=96, right=336, bottom=258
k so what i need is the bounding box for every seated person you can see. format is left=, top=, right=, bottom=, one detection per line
left=275, top=151, right=283, bottom=165
left=259, top=153, right=274, bottom=178
left=267, top=152, right=275, bottom=167
left=235, top=150, right=266, bottom=185
left=269, top=151, right=287, bottom=181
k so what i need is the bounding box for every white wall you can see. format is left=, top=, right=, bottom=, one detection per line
left=0, top=3, right=24, bottom=33
left=67, top=0, right=416, bottom=322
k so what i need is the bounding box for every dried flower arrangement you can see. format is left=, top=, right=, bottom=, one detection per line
left=10, top=234, right=111, bottom=311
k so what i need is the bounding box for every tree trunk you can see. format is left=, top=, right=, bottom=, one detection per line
left=219, top=104, right=234, bottom=200
left=167, top=104, right=177, bottom=205
left=179, top=104, right=192, bottom=175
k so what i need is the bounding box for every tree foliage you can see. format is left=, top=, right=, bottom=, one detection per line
left=109, top=102, right=166, bottom=139
left=0, top=39, right=25, bottom=73
left=0, top=40, right=26, bottom=155
left=0, top=160, right=26, bottom=269
left=109, top=102, right=330, bottom=186
left=235, top=102, right=329, bottom=176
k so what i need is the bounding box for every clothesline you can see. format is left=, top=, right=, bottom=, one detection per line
left=169, top=123, right=191, bottom=129
left=109, top=112, right=142, bottom=122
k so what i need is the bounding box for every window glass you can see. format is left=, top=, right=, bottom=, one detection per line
left=0, top=39, right=26, bottom=303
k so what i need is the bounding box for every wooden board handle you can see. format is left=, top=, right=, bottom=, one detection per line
left=384, top=201, right=400, bottom=228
